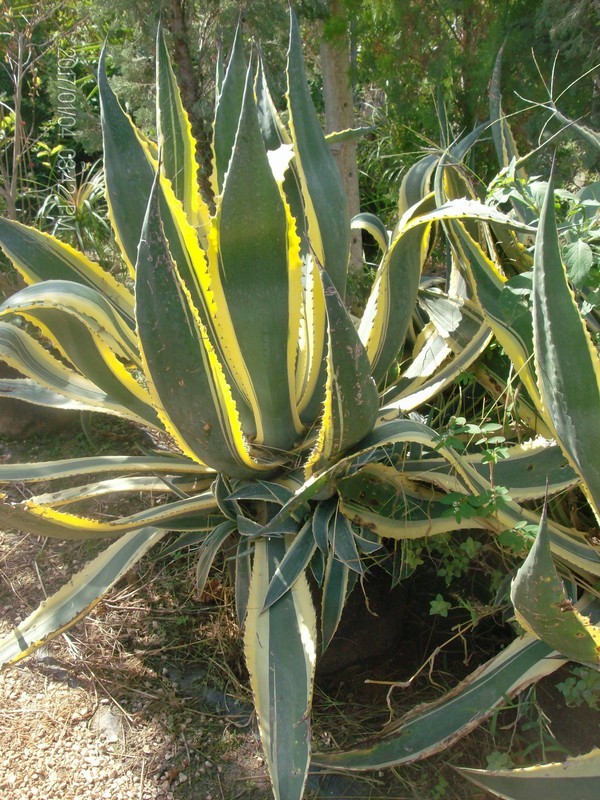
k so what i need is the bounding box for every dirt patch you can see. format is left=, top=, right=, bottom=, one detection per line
left=0, top=422, right=597, bottom=800
left=0, top=530, right=268, bottom=800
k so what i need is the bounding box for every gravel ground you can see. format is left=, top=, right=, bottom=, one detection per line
left=0, top=530, right=268, bottom=800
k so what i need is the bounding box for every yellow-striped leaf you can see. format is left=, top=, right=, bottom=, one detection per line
left=244, top=536, right=316, bottom=800
left=0, top=527, right=167, bottom=666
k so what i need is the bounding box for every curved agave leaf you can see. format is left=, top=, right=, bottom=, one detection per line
left=135, top=178, right=266, bottom=478
left=383, top=323, right=492, bottom=414
left=0, top=489, right=221, bottom=540
left=398, top=440, right=578, bottom=502
left=359, top=193, right=436, bottom=385
left=337, top=465, right=484, bottom=539
left=211, top=24, right=246, bottom=195
left=0, top=280, right=139, bottom=363
left=244, top=536, right=317, bottom=800
left=0, top=378, right=131, bottom=415
left=380, top=295, right=492, bottom=413
left=216, top=62, right=303, bottom=451
left=0, top=322, right=151, bottom=424
left=306, top=271, right=379, bottom=473
left=287, top=11, right=349, bottom=300
left=0, top=526, right=167, bottom=666
left=398, top=154, right=438, bottom=218
left=533, top=175, right=600, bottom=522
left=156, top=25, right=207, bottom=232
left=0, top=218, right=133, bottom=320
left=362, top=198, right=527, bottom=387
left=511, top=508, right=600, bottom=667
left=455, top=748, right=600, bottom=800
left=0, top=283, right=157, bottom=425
left=0, top=453, right=212, bottom=483
left=313, top=595, right=598, bottom=772
left=329, top=421, right=600, bottom=579
left=313, top=633, right=564, bottom=770
left=397, top=122, right=489, bottom=224
left=351, top=212, right=389, bottom=254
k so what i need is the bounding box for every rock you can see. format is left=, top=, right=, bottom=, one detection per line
left=90, top=704, right=126, bottom=743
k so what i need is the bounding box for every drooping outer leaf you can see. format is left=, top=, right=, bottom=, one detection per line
left=532, top=174, right=600, bottom=523
left=313, top=595, right=600, bottom=771
left=313, top=634, right=563, bottom=770
left=0, top=218, right=133, bottom=320
left=455, top=748, right=600, bottom=800
left=0, top=454, right=211, bottom=483
left=287, top=11, right=349, bottom=300
left=337, top=464, right=481, bottom=540
left=0, top=488, right=221, bottom=540
left=244, top=536, right=316, bottom=800
left=135, top=179, right=263, bottom=478
left=0, top=281, right=157, bottom=425
left=0, top=280, right=138, bottom=363
left=397, top=439, right=578, bottom=502
left=0, top=322, right=151, bottom=424
left=510, top=508, right=600, bottom=668
left=0, top=527, right=167, bottom=666
left=216, top=63, right=302, bottom=452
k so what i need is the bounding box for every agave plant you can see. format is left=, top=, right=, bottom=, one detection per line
left=0, top=13, right=599, bottom=800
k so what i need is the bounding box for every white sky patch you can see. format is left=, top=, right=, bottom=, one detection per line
left=267, top=144, right=294, bottom=183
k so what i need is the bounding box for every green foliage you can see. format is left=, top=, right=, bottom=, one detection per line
left=0, top=10, right=599, bottom=800
left=556, top=665, right=600, bottom=711
left=429, top=593, right=452, bottom=618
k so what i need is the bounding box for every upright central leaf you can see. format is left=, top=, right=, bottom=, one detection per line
left=287, top=12, right=350, bottom=299
left=136, top=181, right=262, bottom=478
left=216, top=64, right=301, bottom=452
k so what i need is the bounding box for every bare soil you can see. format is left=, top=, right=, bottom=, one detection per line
left=0, top=529, right=269, bottom=800
left=1, top=422, right=598, bottom=800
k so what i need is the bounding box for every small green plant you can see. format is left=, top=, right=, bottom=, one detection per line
left=35, top=159, right=113, bottom=264
left=556, top=665, right=600, bottom=711
left=429, top=594, right=452, bottom=618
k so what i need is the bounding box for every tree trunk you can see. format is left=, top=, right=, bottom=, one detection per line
left=319, top=2, right=362, bottom=276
